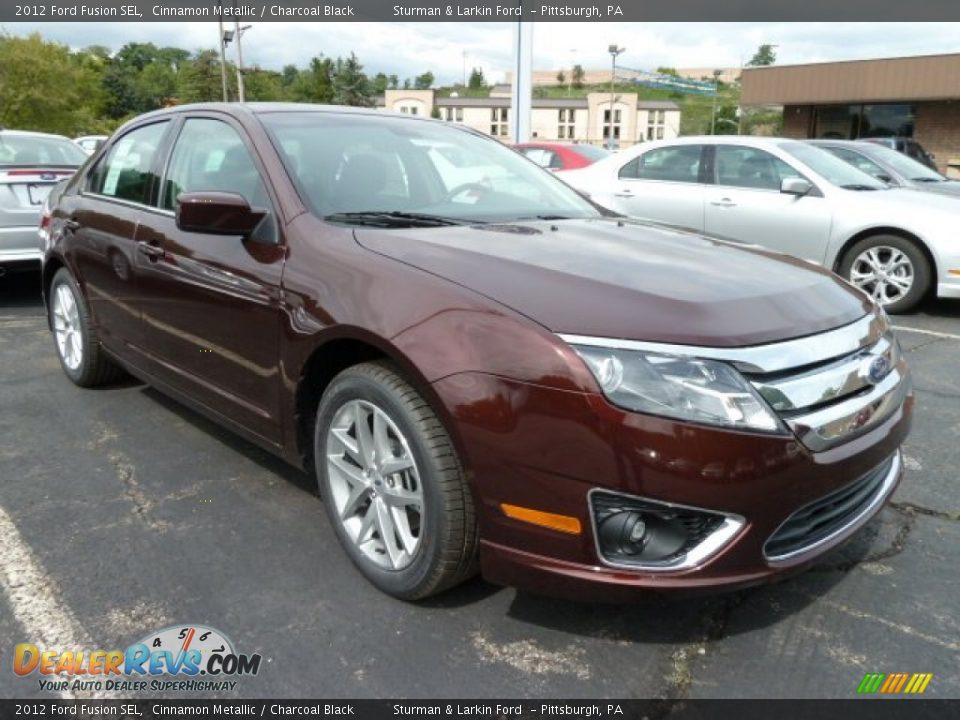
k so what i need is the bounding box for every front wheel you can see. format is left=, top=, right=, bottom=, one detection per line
left=314, top=361, right=477, bottom=599
left=839, top=235, right=931, bottom=314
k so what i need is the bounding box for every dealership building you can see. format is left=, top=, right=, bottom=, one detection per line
left=378, top=87, right=680, bottom=147
left=741, top=52, right=960, bottom=174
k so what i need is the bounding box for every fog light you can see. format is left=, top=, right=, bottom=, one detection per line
left=590, top=491, right=744, bottom=571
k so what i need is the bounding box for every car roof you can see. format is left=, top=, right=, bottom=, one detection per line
left=127, top=102, right=431, bottom=123
left=635, top=135, right=798, bottom=149
left=0, top=128, right=73, bottom=141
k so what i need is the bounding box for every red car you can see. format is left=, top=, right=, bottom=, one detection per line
left=41, top=104, right=910, bottom=601
left=515, top=142, right=610, bottom=171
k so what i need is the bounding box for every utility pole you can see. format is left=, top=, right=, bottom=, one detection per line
left=462, top=50, right=467, bottom=87
left=510, top=18, right=533, bottom=143
left=217, top=5, right=228, bottom=102
left=608, top=45, right=625, bottom=150
left=568, top=48, right=575, bottom=97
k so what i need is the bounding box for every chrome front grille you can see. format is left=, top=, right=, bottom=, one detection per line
left=764, top=451, right=900, bottom=563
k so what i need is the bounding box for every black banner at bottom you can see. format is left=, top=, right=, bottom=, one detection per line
left=1, top=700, right=956, bottom=720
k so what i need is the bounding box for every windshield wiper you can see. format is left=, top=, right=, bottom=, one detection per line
left=324, top=211, right=469, bottom=227
left=840, top=184, right=880, bottom=191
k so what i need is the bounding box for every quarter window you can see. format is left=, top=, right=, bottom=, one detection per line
left=88, top=122, right=169, bottom=204
left=715, top=146, right=803, bottom=191
left=161, top=118, right=269, bottom=211
left=619, top=145, right=703, bottom=183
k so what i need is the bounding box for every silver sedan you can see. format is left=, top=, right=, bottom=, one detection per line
left=563, top=135, right=960, bottom=313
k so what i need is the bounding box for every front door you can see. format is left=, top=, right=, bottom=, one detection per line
left=704, top=145, right=833, bottom=263
left=134, top=115, right=285, bottom=443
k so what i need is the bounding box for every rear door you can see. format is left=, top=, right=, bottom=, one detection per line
left=133, top=115, right=285, bottom=442
left=70, top=121, right=172, bottom=359
left=704, top=145, right=833, bottom=262
left=607, top=144, right=707, bottom=232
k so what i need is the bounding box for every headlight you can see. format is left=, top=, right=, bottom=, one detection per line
left=572, top=345, right=784, bottom=432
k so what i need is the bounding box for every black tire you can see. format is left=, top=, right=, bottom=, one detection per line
left=48, top=268, right=125, bottom=387
left=838, top=234, right=932, bottom=314
left=314, top=361, right=478, bottom=600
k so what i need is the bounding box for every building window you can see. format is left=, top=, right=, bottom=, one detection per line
left=646, top=109, right=666, bottom=141
left=813, top=103, right=915, bottom=140
left=443, top=107, right=464, bottom=122
left=557, top=109, right=576, bottom=140
left=490, top=107, right=508, bottom=137
left=398, top=105, right=419, bottom=116
left=602, top=108, right=622, bottom=141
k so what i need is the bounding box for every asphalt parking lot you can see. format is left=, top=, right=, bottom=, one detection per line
left=1, top=268, right=958, bottom=700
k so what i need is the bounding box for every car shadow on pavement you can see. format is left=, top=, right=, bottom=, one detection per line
left=0, top=269, right=45, bottom=310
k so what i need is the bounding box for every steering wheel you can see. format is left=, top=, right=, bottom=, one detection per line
left=444, top=182, right=494, bottom=203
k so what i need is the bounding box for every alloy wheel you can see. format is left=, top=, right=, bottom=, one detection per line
left=849, top=246, right=915, bottom=306
left=326, top=399, right=424, bottom=571
left=52, top=283, right=83, bottom=371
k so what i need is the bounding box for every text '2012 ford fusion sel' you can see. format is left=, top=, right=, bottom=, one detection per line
left=40, top=104, right=912, bottom=601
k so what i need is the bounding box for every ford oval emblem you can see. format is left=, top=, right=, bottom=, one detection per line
left=861, top=355, right=891, bottom=385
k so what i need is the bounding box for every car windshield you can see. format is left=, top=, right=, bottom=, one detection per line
left=781, top=142, right=887, bottom=190
left=572, top=145, right=610, bottom=162
left=861, top=143, right=945, bottom=182
left=0, top=134, right=88, bottom=167
left=259, top=112, right=602, bottom=225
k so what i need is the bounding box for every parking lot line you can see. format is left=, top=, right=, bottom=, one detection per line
left=892, top=325, right=960, bottom=341
left=0, top=505, right=93, bottom=700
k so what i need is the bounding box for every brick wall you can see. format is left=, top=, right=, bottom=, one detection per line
left=915, top=101, right=960, bottom=175
left=782, top=105, right=813, bottom=138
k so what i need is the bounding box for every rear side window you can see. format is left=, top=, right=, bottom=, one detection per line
left=88, top=122, right=169, bottom=204
left=161, top=118, right=270, bottom=210
left=619, top=145, right=703, bottom=183
left=0, top=135, right=88, bottom=167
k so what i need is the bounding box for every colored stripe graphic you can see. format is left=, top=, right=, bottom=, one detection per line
left=858, top=672, right=932, bottom=694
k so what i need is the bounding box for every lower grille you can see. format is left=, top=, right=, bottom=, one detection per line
left=764, top=453, right=898, bottom=562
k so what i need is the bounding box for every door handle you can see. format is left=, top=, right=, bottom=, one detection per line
left=710, top=198, right=736, bottom=207
left=614, top=189, right=634, bottom=198
left=136, top=240, right=163, bottom=261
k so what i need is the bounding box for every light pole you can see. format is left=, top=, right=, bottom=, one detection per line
left=608, top=44, right=625, bottom=150
left=710, top=68, right=722, bottom=135
left=568, top=48, right=576, bottom=97
left=234, top=22, right=252, bottom=103
left=216, top=3, right=228, bottom=102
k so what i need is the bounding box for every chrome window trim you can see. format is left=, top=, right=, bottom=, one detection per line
left=560, top=311, right=885, bottom=374
left=79, top=191, right=176, bottom=218
left=587, top=488, right=745, bottom=573
left=764, top=450, right=901, bottom=565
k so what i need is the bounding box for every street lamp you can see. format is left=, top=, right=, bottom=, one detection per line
left=710, top=68, right=722, bottom=135
left=608, top=44, right=625, bottom=150
left=234, top=23, right=252, bottom=103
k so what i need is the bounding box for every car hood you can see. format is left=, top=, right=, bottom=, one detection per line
left=909, top=180, right=960, bottom=198
left=354, top=218, right=870, bottom=347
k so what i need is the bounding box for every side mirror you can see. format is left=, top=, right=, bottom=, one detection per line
left=781, top=177, right=812, bottom=196
left=176, top=192, right=266, bottom=236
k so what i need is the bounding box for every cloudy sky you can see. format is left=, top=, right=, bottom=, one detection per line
left=4, top=22, right=959, bottom=83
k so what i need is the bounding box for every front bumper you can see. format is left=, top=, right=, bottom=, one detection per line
left=432, top=371, right=912, bottom=601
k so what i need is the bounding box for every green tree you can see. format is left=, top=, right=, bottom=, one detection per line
left=388, top=74, right=399, bottom=89
left=656, top=66, right=680, bottom=77
left=371, top=72, right=390, bottom=95
left=747, top=44, right=777, bottom=67
left=244, top=69, right=286, bottom=101
left=0, top=33, right=110, bottom=135
left=291, top=56, right=334, bottom=103
left=178, top=49, right=228, bottom=103
left=468, top=67, right=486, bottom=90
left=556, top=69, right=566, bottom=84
left=332, top=53, right=372, bottom=106
left=414, top=71, right=434, bottom=90
left=281, top=64, right=300, bottom=88
left=571, top=64, right=585, bottom=88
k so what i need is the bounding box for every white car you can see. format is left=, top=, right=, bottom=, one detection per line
left=563, top=136, right=960, bottom=313
left=73, top=135, right=109, bottom=154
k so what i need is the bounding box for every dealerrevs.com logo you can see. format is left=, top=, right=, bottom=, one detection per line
left=14, top=624, right=262, bottom=694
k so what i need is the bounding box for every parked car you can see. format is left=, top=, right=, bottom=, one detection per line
left=1, top=129, right=87, bottom=272
left=859, top=137, right=937, bottom=171
left=515, top=142, right=610, bottom=172
left=42, top=104, right=911, bottom=601
left=808, top=139, right=960, bottom=198
left=563, top=136, right=960, bottom=313
left=73, top=135, right=109, bottom=155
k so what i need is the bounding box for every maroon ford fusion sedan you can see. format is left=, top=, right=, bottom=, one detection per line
left=40, top=104, right=912, bottom=601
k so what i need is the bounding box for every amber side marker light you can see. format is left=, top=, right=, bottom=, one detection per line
left=949, top=269, right=960, bottom=276
left=500, top=503, right=582, bottom=534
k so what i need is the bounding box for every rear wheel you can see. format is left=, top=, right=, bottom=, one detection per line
left=839, top=234, right=931, bottom=314
left=314, top=361, right=477, bottom=600
left=49, top=268, right=124, bottom=387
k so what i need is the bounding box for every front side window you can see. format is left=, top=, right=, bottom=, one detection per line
left=781, top=142, right=886, bottom=190
left=715, top=146, right=804, bottom=191
left=620, top=145, right=703, bottom=183
left=161, top=118, right=269, bottom=210
left=88, top=122, right=169, bottom=204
